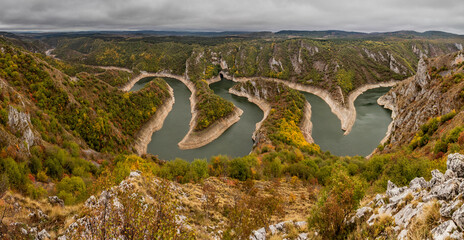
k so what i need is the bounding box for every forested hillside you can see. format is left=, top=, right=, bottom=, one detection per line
left=0, top=32, right=464, bottom=239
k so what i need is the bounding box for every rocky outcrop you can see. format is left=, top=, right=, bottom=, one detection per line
left=7, top=106, right=35, bottom=153
left=353, top=153, right=464, bottom=239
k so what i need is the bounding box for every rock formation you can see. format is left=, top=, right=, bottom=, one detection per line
left=353, top=153, right=464, bottom=239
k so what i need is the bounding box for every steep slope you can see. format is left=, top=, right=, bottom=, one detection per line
left=378, top=51, right=464, bottom=151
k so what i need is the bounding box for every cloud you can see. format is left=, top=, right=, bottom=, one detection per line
left=0, top=0, right=462, bottom=34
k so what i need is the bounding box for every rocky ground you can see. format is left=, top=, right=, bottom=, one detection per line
left=352, top=153, right=464, bottom=239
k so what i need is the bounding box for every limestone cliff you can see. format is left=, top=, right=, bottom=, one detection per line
left=378, top=51, right=464, bottom=149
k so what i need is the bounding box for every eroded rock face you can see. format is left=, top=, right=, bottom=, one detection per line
left=378, top=53, right=464, bottom=149
left=7, top=106, right=35, bottom=152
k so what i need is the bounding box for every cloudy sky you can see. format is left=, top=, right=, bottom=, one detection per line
left=0, top=0, right=463, bottom=34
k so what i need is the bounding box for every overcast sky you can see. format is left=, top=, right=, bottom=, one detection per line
left=0, top=0, right=463, bottom=34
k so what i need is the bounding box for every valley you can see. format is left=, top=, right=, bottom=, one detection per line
left=0, top=30, right=464, bottom=239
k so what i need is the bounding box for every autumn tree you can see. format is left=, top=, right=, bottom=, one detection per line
left=308, top=167, right=365, bottom=239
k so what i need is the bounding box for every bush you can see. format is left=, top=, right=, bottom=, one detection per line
left=44, top=157, right=63, bottom=179
left=0, top=174, right=9, bottom=198
left=57, top=176, right=87, bottom=205
left=26, top=184, right=47, bottom=200
left=185, top=159, right=209, bottom=182
left=162, top=158, right=190, bottom=183
left=263, top=157, right=282, bottom=178
left=1, top=158, right=28, bottom=191
left=113, top=155, right=159, bottom=184
left=228, top=156, right=255, bottom=181
left=308, top=168, right=365, bottom=239
left=433, top=140, right=448, bottom=154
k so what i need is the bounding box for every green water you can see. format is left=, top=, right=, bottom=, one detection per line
left=130, top=77, right=263, bottom=161
left=131, top=77, right=392, bottom=160
left=303, top=87, right=392, bottom=156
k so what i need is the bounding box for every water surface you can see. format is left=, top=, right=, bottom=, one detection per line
left=302, top=87, right=392, bottom=156
left=130, top=77, right=263, bottom=161
left=131, top=77, right=392, bottom=159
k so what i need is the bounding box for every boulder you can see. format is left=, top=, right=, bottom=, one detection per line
left=447, top=153, right=464, bottom=178
left=297, top=232, right=308, bottom=240
left=431, top=220, right=458, bottom=240
left=452, top=205, right=464, bottom=230
left=430, top=169, right=445, bottom=188
left=394, top=203, right=424, bottom=228
left=440, top=199, right=462, bottom=218
left=249, top=227, right=266, bottom=240
left=37, top=229, right=51, bottom=240
left=374, top=194, right=386, bottom=207
left=430, top=179, right=460, bottom=201
left=129, top=170, right=141, bottom=178
left=445, top=169, right=458, bottom=181
left=459, top=182, right=464, bottom=194
left=387, top=180, right=406, bottom=198
left=350, top=207, right=373, bottom=223
left=409, top=177, right=428, bottom=191
left=390, top=189, right=413, bottom=204
left=397, top=229, right=408, bottom=240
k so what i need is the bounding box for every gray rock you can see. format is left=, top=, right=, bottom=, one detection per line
left=431, top=179, right=460, bottom=201
left=445, top=169, right=458, bottom=181
left=390, top=189, right=413, bottom=204
left=48, top=196, right=64, bottom=207
left=431, top=220, right=458, bottom=240
left=459, top=181, right=464, bottom=194
left=21, top=228, right=28, bottom=235
left=374, top=194, right=386, bottom=207
left=453, top=205, right=464, bottom=230
left=297, top=233, right=308, bottom=240
left=84, top=195, right=97, bottom=209
left=409, top=177, right=428, bottom=191
left=450, top=230, right=464, bottom=240
left=394, top=203, right=424, bottom=228
left=37, top=229, right=50, bottom=240
left=387, top=180, right=406, bottom=198
left=415, top=58, right=430, bottom=87
left=440, top=199, right=462, bottom=218
left=448, top=153, right=464, bottom=178
left=7, top=106, right=36, bottom=152
left=129, top=170, right=141, bottom=178
left=350, top=207, right=373, bottom=223
left=57, top=236, right=67, bottom=240
left=398, top=229, right=408, bottom=240
left=430, top=170, right=445, bottom=188
left=249, top=227, right=266, bottom=240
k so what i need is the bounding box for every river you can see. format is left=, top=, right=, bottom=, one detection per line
left=132, top=77, right=391, bottom=160
left=302, top=87, right=392, bottom=156
left=130, top=77, right=263, bottom=161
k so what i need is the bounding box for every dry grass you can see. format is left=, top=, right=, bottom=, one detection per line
left=407, top=200, right=441, bottom=240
